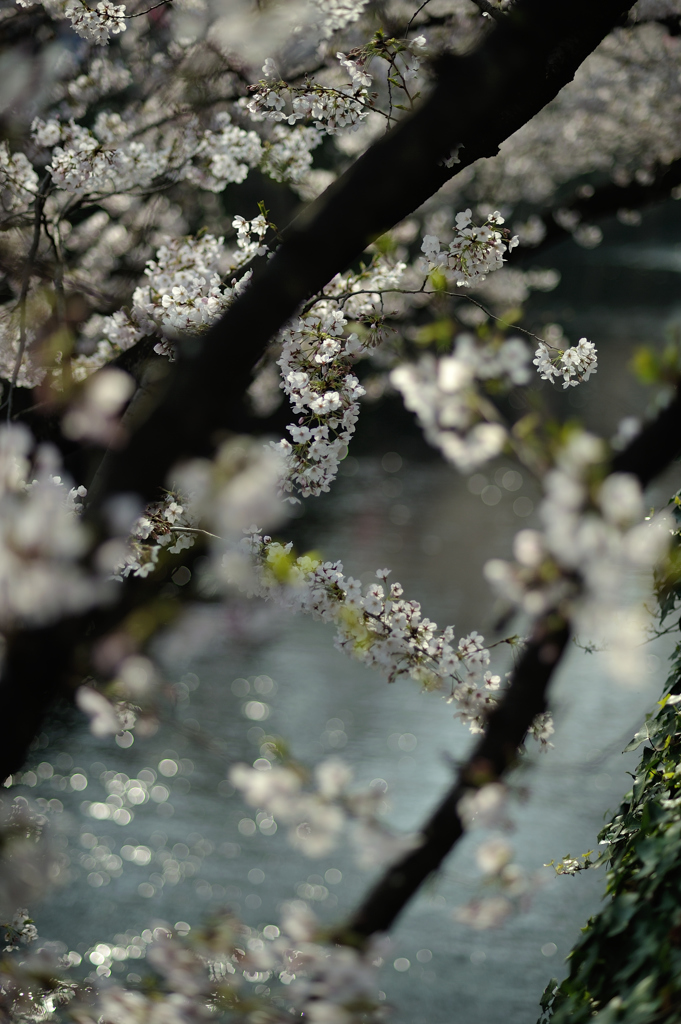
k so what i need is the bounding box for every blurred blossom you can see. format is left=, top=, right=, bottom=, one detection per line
left=62, top=368, right=135, bottom=446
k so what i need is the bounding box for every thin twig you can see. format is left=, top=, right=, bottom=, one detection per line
left=126, top=0, right=171, bottom=17
left=460, top=294, right=548, bottom=346
left=303, top=283, right=552, bottom=351
left=405, top=0, right=433, bottom=36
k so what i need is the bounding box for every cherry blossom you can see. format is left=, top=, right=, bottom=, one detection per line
left=243, top=52, right=373, bottom=136
left=237, top=530, right=550, bottom=743
left=271, top=310, right=367, bottom=498
left=420, top=210, right=519, bottom=287
left=533, top=337, right=598, bottom=388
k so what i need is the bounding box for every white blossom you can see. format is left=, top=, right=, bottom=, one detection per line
left=243, top=52, right=372, bottom=136
left=235, top=531, right=546, bottom=743
left=391, top=334, right=533, bottom=473
left=0, top=143, right=39, bottom=215
left=420, top=210, right=518, bottom=287
left=533, top=337, right=598, bottom=388
left=484, top=432, right=671, bottom=642
left=272, top=310, right=367, bottom=499
left=0, top=426, right=110, bottom=629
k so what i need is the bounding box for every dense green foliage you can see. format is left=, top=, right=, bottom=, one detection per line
left=540, top=498, right=681, bottom=1024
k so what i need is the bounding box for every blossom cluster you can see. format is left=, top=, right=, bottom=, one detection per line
left=33, top=112, right=263, bottom=198
left=3, top=908, right=38, bottom=949
left=61, top=55, right=133, bottom=119
left=239, top=530, right=552, bottom=741
left=131, top=232, right=247, bottom=355
left=61, top=0, right=126, bottom=44
left=312, top=0, right=370, bottom=37
left=230, top=756, right=418, bottom=866
left=0, top=142, right=39, bottom=218
left=420, top=209, right=519, bottom=287
left=485, top=432, right=671, bottom=639
left=243, top=54, right=373, bottom=136
left=272, top=309, right=367, bottom=499
left=16, top=0, right=126, bottom=45
left=112, top=491, right=197, bottom=580
left=391, top=334, right=532, bottom=472
left=533, top=337, right=598, bottom=388
left=0, top=425, right=108, bottom=630
left=260, top=125, right=324, bottom=185
left=181, top=113, right=264, bottom=193
left=322, top=253, right=407, bottom=319
left=73, top=226, right=263, bottom=376
left=263, top=251, right=407, bottom=456
left=113, top=438, right=288, bottom=579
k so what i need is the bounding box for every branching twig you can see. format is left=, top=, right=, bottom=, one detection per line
left=460, top=293, right=548, bottom=345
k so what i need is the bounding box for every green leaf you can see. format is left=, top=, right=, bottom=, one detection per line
left=540, top=979, right=559, bottom=1011
left=623, top=725, right=650, bottom=752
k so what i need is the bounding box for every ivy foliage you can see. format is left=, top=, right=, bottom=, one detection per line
left=539, top=495, right=681, bottom=1024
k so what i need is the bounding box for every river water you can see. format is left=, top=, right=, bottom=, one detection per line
left=15, top=205, right=681, bottom=1023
